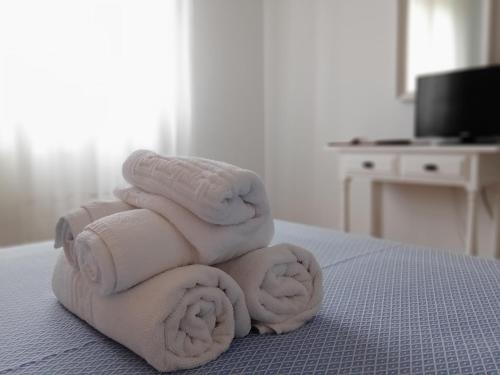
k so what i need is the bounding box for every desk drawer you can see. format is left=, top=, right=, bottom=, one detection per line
left=400, top=155, right=469, bottom=180
left=341, top=154, right=397, bottom=176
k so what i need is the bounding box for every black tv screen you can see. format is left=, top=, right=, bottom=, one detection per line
left=416, top=65, right=500, bottom=141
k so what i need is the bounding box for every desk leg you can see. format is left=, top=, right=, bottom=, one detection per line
left=465, top=189, right=478, bottom=256
left=370, top=181, right=382, bottom=237
left=492, top=190, right=500, bottom=259
left=340, top=177, right=351, bottom=232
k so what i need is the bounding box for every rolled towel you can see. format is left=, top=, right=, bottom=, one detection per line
left=54, top=200, right=133, bottom=268
left=115, top=186, right=274, bottom=263
left=122, top=150, right=270, bottom=225
left=75, top=208, right=198, bottom=295
left=52, top=254, right=251, bottom=372
left=217, top=243, right=323, bottom=334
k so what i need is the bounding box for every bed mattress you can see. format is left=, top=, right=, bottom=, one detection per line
left=1, top=220, right=499, bottom=374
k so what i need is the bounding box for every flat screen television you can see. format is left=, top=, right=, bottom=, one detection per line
left=416, top=65, right=500, bottom=143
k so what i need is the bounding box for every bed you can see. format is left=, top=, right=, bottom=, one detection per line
left=1, top=220, right=500, bottom=374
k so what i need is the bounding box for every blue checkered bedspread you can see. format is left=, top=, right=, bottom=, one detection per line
left=1, top=220, right=499, bottom=374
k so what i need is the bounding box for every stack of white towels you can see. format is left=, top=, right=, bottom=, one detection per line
left=52, top=149, right=323, bottom=372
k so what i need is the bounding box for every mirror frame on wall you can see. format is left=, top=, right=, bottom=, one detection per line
left=396, top=0, right=496, bottom=102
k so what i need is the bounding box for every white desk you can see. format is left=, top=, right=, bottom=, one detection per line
left=330, top=145, right=500, bottom=257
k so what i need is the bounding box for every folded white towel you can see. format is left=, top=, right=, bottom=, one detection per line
left=122, top=150, right=270, bottom=225
left=54, top=200, right=133, bottom=268
left=217, top=243, right=323, bottom=334
left=52, top=254, right=251, bottom=372
left=75, top=209, right=199, bottom=295
left=114, top=187, right=274, bottom=264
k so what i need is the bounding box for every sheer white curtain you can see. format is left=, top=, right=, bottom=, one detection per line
left=0, top=0, right=192, bottom=245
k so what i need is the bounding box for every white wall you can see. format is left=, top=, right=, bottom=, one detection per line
left=264, top=0, right=498, bottom=257
left=264, top=1, right=319, bottom=224
left=492, top=0, right=500, bottom=62
left=190, top=0, right=265, bottom=177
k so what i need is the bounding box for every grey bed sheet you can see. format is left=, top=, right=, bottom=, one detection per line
left=1, top=220, right=499, bottom=374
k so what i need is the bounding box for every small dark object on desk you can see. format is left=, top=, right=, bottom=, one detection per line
left=350, top=137, right=363, bottom=145
left=327, top=138, right=371, bottom=146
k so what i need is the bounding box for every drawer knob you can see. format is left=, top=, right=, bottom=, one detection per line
left=423, top=163, right=438, bottom=172
left=362, top=161, right=375, bottom=169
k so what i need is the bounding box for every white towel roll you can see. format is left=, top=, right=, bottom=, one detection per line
left=122, top=150, right=270, bottom=225
left=54, top=200, right=133, bottom=268
left=52, top=254, right=251, bottom=372
left=115, top=187, right=274, bottom=265
left=217, top=243, right=323, bottom=334
left=75, top=209, right=198, bottom=295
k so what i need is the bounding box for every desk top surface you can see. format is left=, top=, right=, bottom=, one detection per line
left=327, top=144, right=500, bottom=154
